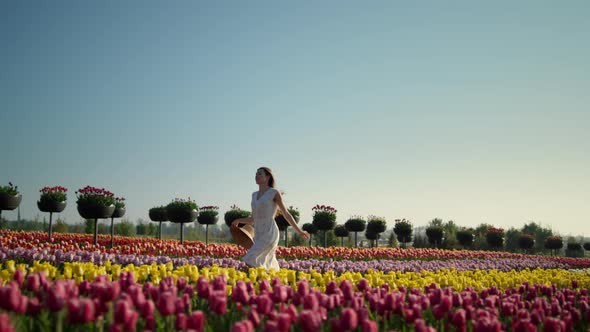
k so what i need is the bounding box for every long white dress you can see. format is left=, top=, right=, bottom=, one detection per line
left=241, top=187, right=280, bottom=270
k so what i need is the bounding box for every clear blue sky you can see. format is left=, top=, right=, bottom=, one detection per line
left=2, top=1, right=589, bottom=236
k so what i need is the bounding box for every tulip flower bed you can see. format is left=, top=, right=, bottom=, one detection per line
left=1, top=267, right=590, bottom=331
left=3, top=231, right=590, bottom=268
left=2, top=231, right=590, bottom=331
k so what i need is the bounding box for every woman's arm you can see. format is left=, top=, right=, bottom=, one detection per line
left=274, top=191, right=310, bottom=238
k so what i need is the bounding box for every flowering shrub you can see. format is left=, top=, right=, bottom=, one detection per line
left=198, top=206, right=219, bottom=225
left=114, top=197, right=126, bottom=209
left=311, top=205, right=337, bottom=230
left=486, top=227, right=505, bottom=248
left=518, top=233, right=535, bottom=250
left=0, top=182, right=18, bottom=196
left=166, top=197, right=198, bottom=211
left=224, top=204, right=250, bottom=227
left=39, top=186, right=67, bottom=203
left=75, top=186, right=115, bottom=206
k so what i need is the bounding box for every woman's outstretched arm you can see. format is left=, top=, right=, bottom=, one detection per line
left=274, top=191, right=310, bottom=239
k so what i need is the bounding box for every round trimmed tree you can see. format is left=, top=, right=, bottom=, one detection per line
left=302, top=223, right=318, bottom=246
left=275, top=206, right=300, bottom=247
left=544, top=236, right=563, bottom=256
left=311, top=204, right=337, bottom=247
left=345, top=217, right=366, bottom=248
left=485, top=227, right=505, bottom=250
left=456, top=228, right=475, bottom=248
left=517, top=233, right=535, bottom=253
left=426, top=226, right=444, bottom=248
left=366, top=216, right=387, bottom=247
left=333, top=225, right=349, bottom=247
left=393, top=219, right=413, bottom=248
left=365, top=230, right=378, bottom=247
left=197, top=206, right=219, bottom=244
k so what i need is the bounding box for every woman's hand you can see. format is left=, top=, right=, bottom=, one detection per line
left=299, top=230, right=310, bottom=240
left=231, top=219, right=241, bottom=228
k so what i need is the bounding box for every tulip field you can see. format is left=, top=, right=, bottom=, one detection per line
left=1, top=231, right=590, bottom=331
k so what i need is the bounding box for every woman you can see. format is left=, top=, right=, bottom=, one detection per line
left=231, top=167, right=310, bottom=270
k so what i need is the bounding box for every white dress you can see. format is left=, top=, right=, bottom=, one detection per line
left=241, top=187, right=280, bottom=270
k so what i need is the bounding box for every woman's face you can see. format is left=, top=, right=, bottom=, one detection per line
left=255, top=169, right=268, bottom=185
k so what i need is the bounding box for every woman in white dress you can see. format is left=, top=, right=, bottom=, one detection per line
left=231, top=167, right=310, bottom=270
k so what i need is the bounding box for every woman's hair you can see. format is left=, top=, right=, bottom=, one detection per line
left=258, top=167, right=276, bottom=188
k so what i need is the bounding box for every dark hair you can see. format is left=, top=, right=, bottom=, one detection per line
left=258, top=167, right=276, bottom=188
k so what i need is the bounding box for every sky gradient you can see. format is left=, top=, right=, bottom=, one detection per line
left=2, top=1, right=589, bottom=236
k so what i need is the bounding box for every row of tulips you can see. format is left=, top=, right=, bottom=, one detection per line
left=0, top=247, right=582, bottom=275
left=2, top=269, right=590, bottom=331
left=3, top=231, right=590, bottom=267
left=2, top=260, right=589, bottom=293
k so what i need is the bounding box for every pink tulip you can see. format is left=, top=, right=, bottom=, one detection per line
left=340, top=308, right=358, bottom=331
left=0, top=283, right=20, bottom=312
left=276, top=313, right=292, bottom=332
left=232, top=282, right=250, bottom=305
left=297, top=280, right=309, bottom=297
left=208, top=291, right=227, bottom=315
left=157, top=292, right=176, bottom=316
left=123, top=311, right=138, bottom=331
left=255, top=294, right=273, bottom=315
left=0, top=313, right=15, bottom=332
left=303, top=293, right=319, bottom=311
left=187, top=310, right=205, bottom=332
left=543, top=317, right=566, bottom=332
left=361, top=319, right=377, bottom=332
left=232, top=320, right=254, bottom=332
left=262, top=320, right=279, bottom=332
left=25, top=273, right=41, bottom=293
left=46, top=282, right=66, bottom=311
left=414, top=319, right=436, bottom=332
left=299, top=310, right=321, bottom=332
left=114, top=299, right=133, bottom=324
left=175, top=313, right=187, bottom=331
left=248, top=308, right=261, bottom=327
left=26, top=297, right=42, bottom=316
left=196, top=277, right=210, bottom=299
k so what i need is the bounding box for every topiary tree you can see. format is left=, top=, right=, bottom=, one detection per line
left=426, top=226, right=444, bottom=248
left=311, top=205, right=337, bottom=247
left=393, top=219, right=413, bottom=248
left=485, top=227, right=505, bottom=250
left=456, top=228, right=475, bottom=248
left=566, top=241, right=583, bottom=258
left=275, top=206, right=300, bottom=247
left=345, top=217, right=366, bottom=248
left=544, top=236, right=563, bottom=256
left=365, top=230, right=378, bottom=247
left=333, top=224, right=349, bottom=247
left=517, top=233, right=535, bottom=254
left=302, top=223, right=318, bottom=246
left=224, top=204, right=251, bottom=227
left=197, top=206, right=219, bottom=244
left=366, top=216, right=387, bottom=247
left=149, top=206, right=168, bottom=240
